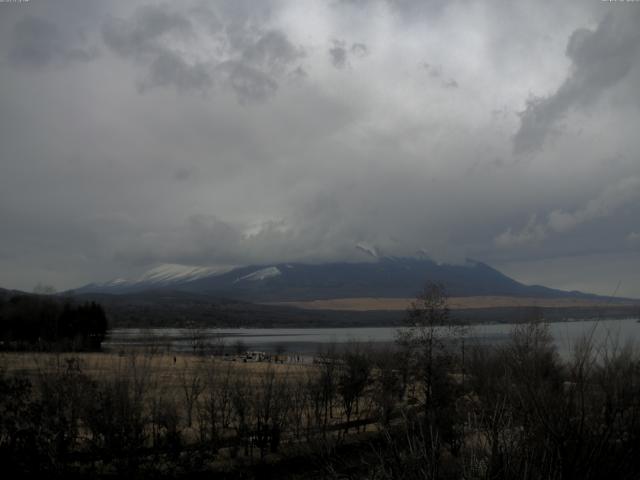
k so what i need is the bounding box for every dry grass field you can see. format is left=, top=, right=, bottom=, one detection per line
left=266, top=296, right=635, bottom=311
left=0, top=351, right=312, bottom=387
left=0, top=351, right=327, bottom=454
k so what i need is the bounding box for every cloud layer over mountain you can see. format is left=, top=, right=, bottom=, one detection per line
left=1, top=0, right=639, bottom=297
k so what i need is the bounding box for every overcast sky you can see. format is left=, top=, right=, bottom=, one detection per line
left=1, top=0, right=639, bottom=297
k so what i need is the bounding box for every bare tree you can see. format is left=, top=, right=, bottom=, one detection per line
left=186, top=321, right=206, bottom=355
left=179, top=359, right=204, bottom=428
left=288, top=375, right=310, bottom=441
left=250, top=366, right=292, bottom=457
left=399, top=283, right=461, bottom=411
left=372, top=347, right=404, bottom=426
left=210, top=333, right=226, bottom=356
left=395, top=282, right=467, bottom=469
left=337, top=342, right=372, bottom=432
left=315, top=343, right=339, bottom=434
left=230, top=374, right=251, bottom=457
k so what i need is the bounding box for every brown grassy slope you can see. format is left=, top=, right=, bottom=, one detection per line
left=265, top=296, right=638, bottom=311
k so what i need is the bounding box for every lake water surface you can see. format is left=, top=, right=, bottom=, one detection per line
left=104, top=318, right=640, bottom=358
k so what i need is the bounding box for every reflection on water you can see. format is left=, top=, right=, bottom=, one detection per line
left=103, top=318, right=640, bottom=357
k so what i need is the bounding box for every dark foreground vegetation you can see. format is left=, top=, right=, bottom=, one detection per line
left=2, top=284, right=640, bottom=478
left=0, top=293, right=108, bottom=350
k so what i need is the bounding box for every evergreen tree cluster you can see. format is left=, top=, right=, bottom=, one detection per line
left=0, top=294, right=107, bottom=350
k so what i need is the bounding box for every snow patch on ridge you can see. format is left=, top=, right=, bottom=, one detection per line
left=90, top=264, right=232, bottom=290
left=355, top=242, right=379, bottom=258
left=137, top=264, right=231, bottom=284
left=234, top=266, right=281, bottom=283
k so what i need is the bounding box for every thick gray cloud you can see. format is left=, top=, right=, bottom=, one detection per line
left=329, top=40, right=369, bottom=69
left=422, top=62, right=459, bottom=89
left=243, top=30, right=303, bottom=71
left=102, top=5, right=212, bottom=92
left=1, top=0, right=639, bottom=297
left=217, top=61, right=278, bottom=103
left=8, top=15, right=97, bottom=68
left=495, top=176, right=640, bottom=248
left=329, top=40, right=348, bottom=69
left=102, top=5, right=192, bottom=58
left=351, top=43, right=368, bottom=58
left=101, top=3, right=302, bottom=100
left=139, top=51, right=212, bottom=92
left=514, top=9, right=640, bottom=153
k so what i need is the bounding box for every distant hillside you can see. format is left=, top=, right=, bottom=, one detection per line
left=2, top=283, right=635, bottom=330
left=71, top=290, right=401, bottom=328
left=70, top=289, right=639, bottom=329
left=74, top=257, right=617, bottom=302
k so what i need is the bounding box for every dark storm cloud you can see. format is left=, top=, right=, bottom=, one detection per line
left=350, top=42, right=368, bottom=58
left=423, top=63, right=441, bottom=78
left=422, top=63, right=459, bottom=88
left=217, top=61, right=278, bottom=103
left=222, top=28, right=303, bottom=102
left=329, top=40, right=348, bottom=69
left=139, top=51, right=212, bottom=92
left=113, top=215, right=243, bottom=267
left=387, top=0, right=450, bottom=16
left=514, top=9, right=640, bottom=154
left=329, top=40, right=368, bottom=69
left=102, top=4, right=192, bottom=58
left=102, top=4, right=212, bottom=92
left=101, top=3, right=302, bottom=101
left=496, top=176, right=640, bottom=248
left=338, top=0, right=452, bottom=19
left=113, top=214, right=318, bottom=268
left=243, top=30, right=304, bottom=72
left=8, top=15, right=97, bottom=68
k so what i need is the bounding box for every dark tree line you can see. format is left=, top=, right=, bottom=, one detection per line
left=0, top=294, right=108, bottom=350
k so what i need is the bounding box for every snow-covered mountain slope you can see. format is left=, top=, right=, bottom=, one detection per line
left=137, top=264, right=231, bottom=284
left=73, top=257, right=609, bottom=302
left=75, top=263, right=233, bottom=294
left=234, top=266, right=281, bottom=283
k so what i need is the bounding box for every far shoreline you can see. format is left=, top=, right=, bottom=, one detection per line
left=263, top=295, right=639, bottom=312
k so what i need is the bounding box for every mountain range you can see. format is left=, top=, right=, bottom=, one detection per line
left=3, top=260, right=636, bottom=328
left=73, top=257, right=611, bottom=302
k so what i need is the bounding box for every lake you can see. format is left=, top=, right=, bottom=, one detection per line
left=103, top=318, right=640, bottom=358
